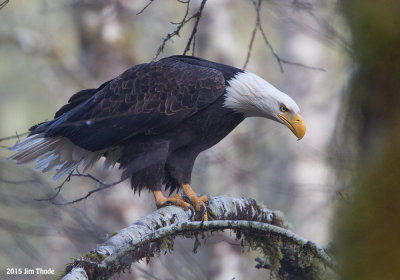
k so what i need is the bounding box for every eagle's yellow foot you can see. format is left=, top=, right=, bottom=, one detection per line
left=153, top=186, right=208, bottom=221
left=182, top=184, right=209, bottom=221
left=153, top=191, right=191, bottom=211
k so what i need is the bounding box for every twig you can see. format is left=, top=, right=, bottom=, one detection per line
left=170, top=0, right=190, bottom=25
left=56, top=177, right=125, bottom=205
left=292, top=0, right=350, bottom=52
left=136, top=0, right=155, bottom=15
left=53, top=174, right=126, bottom=205
left=0, top=132, right=29, bottom=143
left=34, top=171, right=126, bottom=205
left=152, top=0, right=193, bottom=60
left=244, top=0, right=326, bottom=72
left=34, top=172, right=73, bottom=202
left=153, top=0, right=208, bottom=60
left=0, top=0, right=9, bottom=10
left=258, top=24, right=326, bottom=72
left=191, top=33, right=196, bottom=56
left=183, top=0, right=207, bottom=56
left=243, top=0, right=262, bottom=69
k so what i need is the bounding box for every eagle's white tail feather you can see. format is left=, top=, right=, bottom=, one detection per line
left=12, top=139, right=60, bottom=164
left=9, top=135, right=55, bottom=162
left=53, top=161, right=80, bottom=181
left=9, top=134, right=43, bottom=152
left=33, top=152, right=58, bottom=171
left=102, top=147, right=123, bottom=170
left=82, top=152, right=104, bottom=172
left=8, top=133, right=109, bottom=180
left=42, top=158, right=66, bottom=173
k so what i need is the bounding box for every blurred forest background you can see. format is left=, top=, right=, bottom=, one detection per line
left=2, top=0, right=397, bottom=279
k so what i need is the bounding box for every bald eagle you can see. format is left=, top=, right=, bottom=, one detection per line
left=9, top=56, right=305, bottom=220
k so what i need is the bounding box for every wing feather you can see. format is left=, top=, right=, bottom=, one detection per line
left=35, top=57, right=227, bottom=151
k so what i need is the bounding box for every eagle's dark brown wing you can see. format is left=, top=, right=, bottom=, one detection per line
left=53, top=79, right=112, bottom=119
left=33, top=56, right=227, bottom=151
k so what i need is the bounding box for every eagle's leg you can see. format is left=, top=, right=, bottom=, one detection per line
left=182, top=184, right=208, bottom=221
left=153, top=190, right=192, bottom=211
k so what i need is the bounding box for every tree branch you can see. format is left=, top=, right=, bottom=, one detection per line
left=152, top=0, right=208, bottom=60
left=30, top=170, right=127, bottom=205
left=243, top=0, right=262, bottom=69
left=61, top=196, right=335, bottom=280
left=51, top=173, right=126, bottom=205
left=182, top=0, right=207, bottom=56
left=0, top=132, right=28, bottom=143
left=0, top=0, right=9, bottom=10
left=244, top=0, right=326, bottom=72
left=136, top=0, right=155, bottom=15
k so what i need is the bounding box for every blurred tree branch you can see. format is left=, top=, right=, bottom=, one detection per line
left=244, top=0, right=326, bottom=72
left=61, top=196, right=335, bottom=280
left=0, top=132, right=28, bottom=143
left=292, top=0, right=350, bottom=52
left=136, top=0, right=155, bottom=15
left=0, top=0, right=9, bottom=10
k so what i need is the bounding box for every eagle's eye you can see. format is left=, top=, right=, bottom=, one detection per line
left=280, top=105, right=288, bottom=112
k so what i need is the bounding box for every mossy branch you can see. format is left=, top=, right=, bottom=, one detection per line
left=61, top=196, right=336, bottom=280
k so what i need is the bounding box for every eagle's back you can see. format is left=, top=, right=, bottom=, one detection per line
left=9, top=56, right=243, bottom=182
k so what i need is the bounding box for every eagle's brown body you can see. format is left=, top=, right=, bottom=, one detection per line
left=23, top=56, right=244, bottom=193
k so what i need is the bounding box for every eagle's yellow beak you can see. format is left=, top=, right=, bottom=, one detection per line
left=278, top=113, right=306, bottom=140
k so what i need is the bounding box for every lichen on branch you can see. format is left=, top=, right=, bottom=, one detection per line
left=61, top=196, right=335, bottom=280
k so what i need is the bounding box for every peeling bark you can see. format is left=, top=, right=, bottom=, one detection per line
left=61, top=196, right=335, bottom=280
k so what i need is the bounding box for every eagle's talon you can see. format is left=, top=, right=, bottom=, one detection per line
left=165, top=200, right=175, bottom=206
left=180, top=184, right=209, bottom=220
left=154, top=191, right=191, bottom=211
left=199, top=204, right=206, bottom=218
left=188, top=206, right=195, bottom=219
left=181, top=193, right=192, bottom=204
left=154, top=188, right=208, bottom=220
left=199, top=194, right=209, bottom=205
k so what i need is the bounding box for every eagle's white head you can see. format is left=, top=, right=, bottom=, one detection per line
left=224, top=71, right=306, bottom=140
